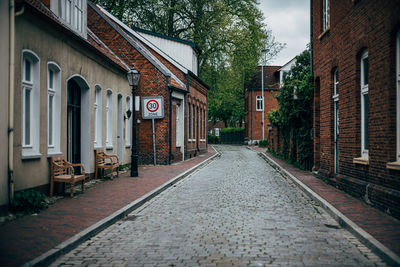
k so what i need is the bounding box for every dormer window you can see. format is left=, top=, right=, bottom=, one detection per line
left=59, top=0, right=86, bottom=36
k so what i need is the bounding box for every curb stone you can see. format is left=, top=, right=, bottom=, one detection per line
left=250, top=147, right=400, bottom=267
left=23, top=147, right=220, bottom=267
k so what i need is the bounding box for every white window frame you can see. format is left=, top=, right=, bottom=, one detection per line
left=94, top=85, right=102, bottom=148
left=396, top=32, right=400, bottom=161
left=106, top=89, right=113, bottom=149
left=125, top=96, right=132, bottom=147
left=256, top=95, right=263, bottom=111
left=47, top=62, right=62, bottom=155
left=59, top=0, right=86, bottom=36
left=361, top=50, right=369, bottom=158
left=323, top=0, right=330, bottom=31
left=22, top=50, right=41, bottom=159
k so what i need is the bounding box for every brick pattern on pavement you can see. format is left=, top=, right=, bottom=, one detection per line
left=0, top=148, right=216, bottom=267
left=52, top=145, right=386, bottom=266
left=250, top=145, right=400, bottom=257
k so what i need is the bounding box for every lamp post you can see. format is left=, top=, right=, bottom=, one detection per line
left=127, top=66, right=141, bottom=177
left=261, top=48, right=268, bottom=140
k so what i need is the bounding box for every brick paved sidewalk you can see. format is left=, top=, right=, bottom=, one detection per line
left=0, top=147, right=216, bottom=267
left=250, top=145, right=400, bottom=265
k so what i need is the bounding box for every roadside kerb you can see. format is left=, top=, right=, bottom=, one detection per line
left=250, top=147, right=400, bottom=267
left=23, top=147, right=220, bottom=267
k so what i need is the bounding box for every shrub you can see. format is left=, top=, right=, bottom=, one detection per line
left=208, top=134, right=220, bottom=144
left=12, top=190, right=48, bottom=213
left=220, top=127, right=244, bottom=133
left=258, top=139, right=268, bottom=148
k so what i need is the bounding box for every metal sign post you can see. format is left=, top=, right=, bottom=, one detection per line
left=142, top=97, right=164, bottom=166
left=152, top=118, right=156, bottom=165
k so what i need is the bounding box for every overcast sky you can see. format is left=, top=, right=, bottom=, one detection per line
left=258, top=0, right=310, bottom=66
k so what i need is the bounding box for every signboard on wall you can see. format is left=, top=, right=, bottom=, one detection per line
left=142, top=96, right=164, bottom=119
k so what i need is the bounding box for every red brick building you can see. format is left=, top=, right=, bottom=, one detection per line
left=88, top=3, right=208, bottom=164
left=245, top=66, right=280, bottom=144
left=312, top=0, right=400, bottom=218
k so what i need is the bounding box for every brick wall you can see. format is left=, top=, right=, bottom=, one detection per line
left=312, top=0, right=400, bottom=218
left=88, top=5, right=171, bottom=165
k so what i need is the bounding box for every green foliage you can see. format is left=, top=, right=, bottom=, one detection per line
left=208, top=134, right=220, bottom=144
left=220, top=127, right=244, bottom=133
left=93, top=0, right=284, bottom=127
left=258, top=139, right=268, bottom=148
left=268, top=49, right=313, bottom=170
left=12, top=190, right=48, bottom=213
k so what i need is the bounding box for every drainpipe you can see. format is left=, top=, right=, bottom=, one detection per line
left=8, top=0, right=15, bottom=206
left=310, top=0, right=313, bottom=77
left=168, top=84, right=172, bottom=165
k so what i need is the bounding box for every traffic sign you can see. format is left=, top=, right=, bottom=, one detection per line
left=142, top=96, right=164, bottom=119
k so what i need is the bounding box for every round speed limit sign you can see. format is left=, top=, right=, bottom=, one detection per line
left=142, top=97, right=164, bottom=119
left=146, top=100, right=159, bottom=112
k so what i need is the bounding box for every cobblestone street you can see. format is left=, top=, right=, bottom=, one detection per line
left=51, top=145, right=386, bottom=266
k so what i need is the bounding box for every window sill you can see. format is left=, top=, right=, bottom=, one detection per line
left=318, top=27, right=330, bottom=40
left=94, top=146, right=103, bottom=150
left=47, top=152, right=63, bottom=157
left=386, top=161, right=400, bottom=171
left=353, top=157, right=369, bottom=165
left=22, top=152, right=42, bottom=160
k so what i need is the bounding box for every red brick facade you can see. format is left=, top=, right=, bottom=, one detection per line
left=312, top=0, right=400, bottom=218
left=88, top=4, right=208, bottom=165
left=245, top=66, right=280, bottom=143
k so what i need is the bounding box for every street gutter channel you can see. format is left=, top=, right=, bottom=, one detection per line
left=250, top=147, right=400, bottom=267
left=23, top=147, right=221, bottom=267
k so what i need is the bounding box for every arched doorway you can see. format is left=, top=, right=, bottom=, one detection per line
left=67, top=75, right=90, bottom=171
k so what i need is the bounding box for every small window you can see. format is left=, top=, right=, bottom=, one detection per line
left=22, top=50, right=41, bottom=158
left=333, top=69, right=339, bottom=97
left=360, top=51, right=369, bottom=157
left=94, top=85, right=102, bottom=148
left=106, top=90, right=113, bottom=148
left=59, top=0, right=85, bottom=35
left=256, top=95, right=263, bottom=111
left=323, top=0, right=330, bottom=31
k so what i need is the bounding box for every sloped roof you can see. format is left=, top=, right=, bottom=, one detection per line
left=245, top=66, right=281, bottom=90
left=24, top=0, right=129, bottom=72
left=89, top=2, right=187, bottom=91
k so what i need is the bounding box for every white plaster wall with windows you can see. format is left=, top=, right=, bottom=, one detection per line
left=12, top=13, right=130, bottom=193
left=47, top=62, right=62, bottom=156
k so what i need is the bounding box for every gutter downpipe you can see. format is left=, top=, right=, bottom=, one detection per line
left=310, top=0, right=313, bottom=77
left=8, top=0, right=15, bottom=207
left=168, top=82, right=172, bottom=165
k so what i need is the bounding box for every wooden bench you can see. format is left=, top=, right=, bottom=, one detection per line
left=50, top=155, right=86, bottom=197
left=95, top=149, right=119, bottom=179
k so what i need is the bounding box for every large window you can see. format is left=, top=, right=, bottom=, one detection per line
left=397, top=32, right=400, bottom=161
left=256, top=95, right=263, bottom=111
left=125, top=96, right=132, bottom=147
left=323, top=0, right=330, bottom=31
left=106, top=90, right=113, bottom=148
left=361, top=51, right=369, bottom=158
left=47, top=62, right=61, bottom=155
left=22, top=50, right=41, bottom=158
left=59, top=0, right=85, bottom=35
left=94, top=85, right=102, bottom=148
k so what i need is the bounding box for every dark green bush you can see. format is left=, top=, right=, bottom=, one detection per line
left=258, top=139, right=268, bottom=148
left=208, top=134, right=220, bottom=144
left=12, top=190, right=48, bottom=213
left=220, top=127, right=244, bottom=133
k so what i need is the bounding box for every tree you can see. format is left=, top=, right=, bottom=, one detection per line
left=268, top=49, right=313, bottom=170
left=93, top=0, right=283, bottom=126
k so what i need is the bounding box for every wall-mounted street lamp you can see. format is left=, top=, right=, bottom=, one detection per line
left=127, top=66, right=141, bottom=177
